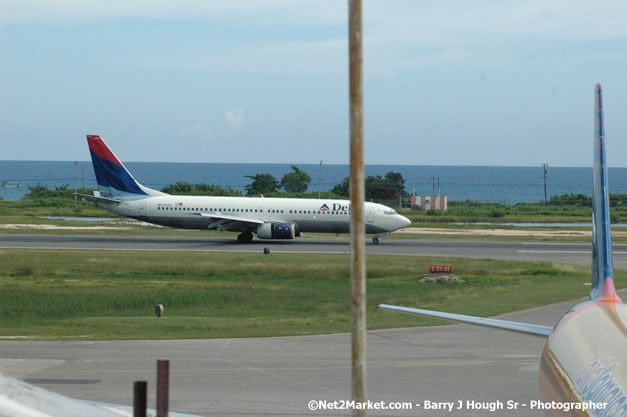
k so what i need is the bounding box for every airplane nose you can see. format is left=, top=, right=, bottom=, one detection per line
left=400, top=215, right=411, bottom=228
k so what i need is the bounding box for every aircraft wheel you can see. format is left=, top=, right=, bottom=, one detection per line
left=237, top=232, right=253, bottom=243
left=372, top=237, right=380, bottom=245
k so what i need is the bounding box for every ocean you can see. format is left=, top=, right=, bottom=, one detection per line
left=1, top=160, right=625, bottom=204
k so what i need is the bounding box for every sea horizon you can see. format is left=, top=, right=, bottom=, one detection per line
left=1, top=160, right=621, bottom=204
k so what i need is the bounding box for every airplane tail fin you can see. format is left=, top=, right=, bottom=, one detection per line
left=86, top=135, right=166, bottom=199
left=591, top=84, right=621, bottom=302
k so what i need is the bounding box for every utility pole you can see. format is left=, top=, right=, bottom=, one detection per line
left=74, top=161, right=78, bottom=200
left=437, top=176, right=440, bottom=197
left=432, top=176, right=435, bottom=197
left=543, top=163, right=549, bottom=204
left=318, top=160, right=322, bottom=199
left=348, top=1, right=366, bottom=415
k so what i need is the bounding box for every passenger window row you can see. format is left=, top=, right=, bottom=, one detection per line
left=156, top=207, right=284, bottom=213
left=156, top=207, right=350, bottom=215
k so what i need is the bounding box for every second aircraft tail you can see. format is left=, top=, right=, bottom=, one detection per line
left=590, top=84, right=621, bottom=302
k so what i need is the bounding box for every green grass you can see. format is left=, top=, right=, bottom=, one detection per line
left=404, top=201, right=627, bottom=224
left=0, top=199, right=112, bottom=217
left=0, top=249, right=623, bottom=340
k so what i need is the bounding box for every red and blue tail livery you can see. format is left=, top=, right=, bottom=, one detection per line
left=87, top=135, right=149, bottom=198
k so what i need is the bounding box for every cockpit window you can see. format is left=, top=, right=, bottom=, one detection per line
left=384, top=209, right=397, bottom=215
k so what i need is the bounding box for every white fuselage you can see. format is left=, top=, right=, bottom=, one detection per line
left=97, top=195, right=411, bottom=236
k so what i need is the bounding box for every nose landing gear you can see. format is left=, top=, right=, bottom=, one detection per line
left=371, top=232, right=390, bottom=245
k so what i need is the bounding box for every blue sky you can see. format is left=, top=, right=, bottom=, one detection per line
left=1, top=0, right=626, bottom=166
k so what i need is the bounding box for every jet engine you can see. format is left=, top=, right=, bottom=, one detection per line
left=257, top=223, right=295, bottom=239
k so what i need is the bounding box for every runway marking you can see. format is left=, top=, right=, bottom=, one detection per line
left=517, top=250, right=589, bottom=254
left=1, top=358, right=538, bottom=375
left=0, top=246, right=350, bottom=255
left=24, top=378, right=101, bottom=385
left=0, top=359, right=64, bottom=375
left=521, top=242, right=589, bottom=246
left=518, top=250, right=627, bottom=254
left=521, top=242, right=627, bottom=248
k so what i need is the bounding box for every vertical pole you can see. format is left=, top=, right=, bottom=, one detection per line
left=319, top=160, right=323, bottom=199
left=133, top=381, right=147, bottom=417
left=156, top=360, right=169, bottom=417
left=74, top=161, right=78, bottom=200
left=437, top=177, right=440, bottom=197
left=432, top=176, right=435, bottom=197
left=348, top=1, right=366, bottom=416
left=543, top=163, right=549, bottom=204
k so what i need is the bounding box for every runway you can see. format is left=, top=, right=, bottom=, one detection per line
left=2, top=233, right=627, bottom=268
left=1, top=233, right=624, bottom=416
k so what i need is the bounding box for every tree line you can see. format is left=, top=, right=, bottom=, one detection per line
left=162, top=167, right=409, bottom=200
left=20, top=169, right=408, bottom=201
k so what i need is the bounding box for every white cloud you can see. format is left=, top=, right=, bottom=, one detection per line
left=4, top=0, right=627, bottom=42
left=365, top=0, right=627, bottom=43
left=223, top=109, right=244, bottom=132
left=181, top=121, right=211, bottom=138
left=0, top=0, right=344, bottom=23
left=134, top=38, right=347, bottom=75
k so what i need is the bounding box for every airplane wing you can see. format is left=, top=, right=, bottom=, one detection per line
left=0, top=372, right=202, bottom=417
left=379, top=304, right=553, bottom=337
left=190, top=211, right=265, bottom=231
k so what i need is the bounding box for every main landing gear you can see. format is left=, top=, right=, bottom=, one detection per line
left=372, top=237, right=380, bottom=245
left=237, top=232, right=253, bottom=243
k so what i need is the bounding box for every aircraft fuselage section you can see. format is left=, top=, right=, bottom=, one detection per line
left=97, top=196, right=406, bottom=235
left=539, top=301, right=627, bottom=416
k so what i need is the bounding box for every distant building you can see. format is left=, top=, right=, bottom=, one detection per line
left=411, top=186, right=448, bottom=211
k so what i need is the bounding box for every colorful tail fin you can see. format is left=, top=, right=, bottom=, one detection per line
left=591, top=84, right=619, bottom=302
left=86, top=135, right=165, bottom=199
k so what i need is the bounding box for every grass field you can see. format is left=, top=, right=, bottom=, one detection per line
left=0, top=249, right=622, bottom=341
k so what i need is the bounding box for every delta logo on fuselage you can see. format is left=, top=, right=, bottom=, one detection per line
left=575, top=359, right=626, bottom=416
left=320, top=203, right=351, bottom=213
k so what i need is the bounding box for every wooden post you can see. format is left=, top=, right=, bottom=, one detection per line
left=156, top=360, right=169, bottom=417
left=133, top=381, right=147, bottom=417
left=348, top=0, right=366, bottom=415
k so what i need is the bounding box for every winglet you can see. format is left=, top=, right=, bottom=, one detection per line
left=590, top=84, right=616, bottom=301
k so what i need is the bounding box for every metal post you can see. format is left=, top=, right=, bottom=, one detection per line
left=437, top=177, right=440, bottom=197
left=156, top=360, right=169, bottom=417
left=133, top=381, right=147, bottom=417
left=74, top=161, right=78, bottom=200
left=543, top=163, right=549, bottom=204
left=348, top=1, right=366, bottom=416
left=319, top=160, right=323, bottom=199
left=432, top=176, right=435, bottom=197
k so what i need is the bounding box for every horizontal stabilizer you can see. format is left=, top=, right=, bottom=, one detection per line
left=74, top=193, right=121, bottom=204
left=379, top=304, right=552, bottom=337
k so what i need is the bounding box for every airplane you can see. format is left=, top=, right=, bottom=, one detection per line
left=379, top=84, right=626, bottom=416
left=78, top=135, right=411, bottom=244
